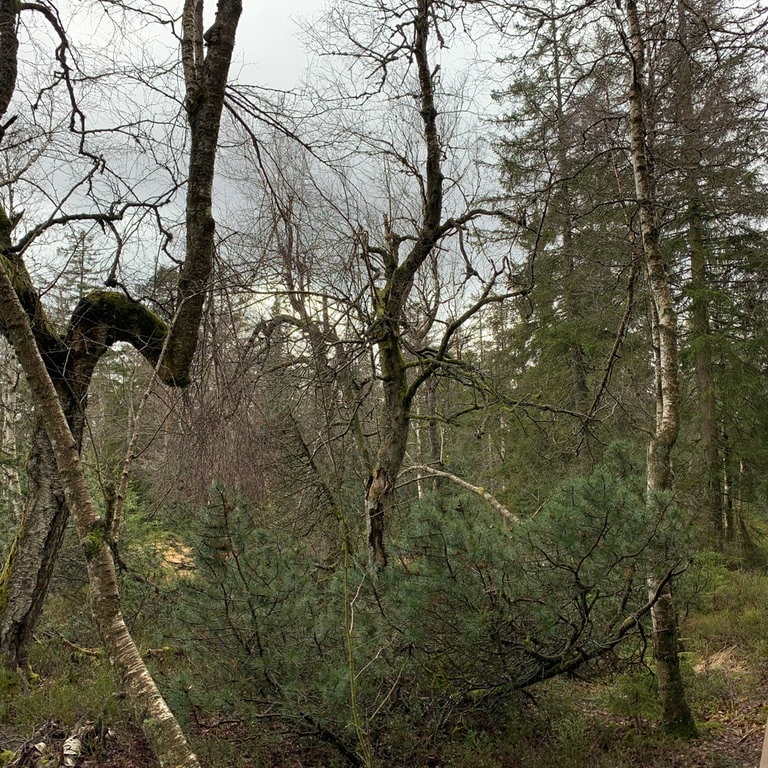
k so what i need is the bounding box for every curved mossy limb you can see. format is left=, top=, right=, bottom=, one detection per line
left=67, top=290, right=181, bottom=386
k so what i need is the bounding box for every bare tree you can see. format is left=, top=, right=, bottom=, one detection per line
left=300, top=0, right=529, bottom=570
left=0, top=0, right=242, bottom=763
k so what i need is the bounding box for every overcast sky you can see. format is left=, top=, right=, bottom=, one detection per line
left=234, top=1, right=329, bottom=90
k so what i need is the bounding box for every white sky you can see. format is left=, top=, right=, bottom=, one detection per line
left=234, top=1, right=329, bottom=90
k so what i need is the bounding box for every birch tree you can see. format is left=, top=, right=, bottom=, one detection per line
left=622, top=0, right=697, bottom=736
left=0, top=0, right=242, bottom=763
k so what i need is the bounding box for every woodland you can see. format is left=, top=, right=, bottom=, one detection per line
left=0, top=0, right=768, bottom=766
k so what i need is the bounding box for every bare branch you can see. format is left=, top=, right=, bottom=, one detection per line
left=401, top=463, right=519, bottom=524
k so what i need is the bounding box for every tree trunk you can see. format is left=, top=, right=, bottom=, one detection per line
left=689, top=204, right=723, bottom=544
left=0, top=255, right=201, bottom=768
left=0, top=348, right=21, bottom=520
left=363, top=0, right=444, bottom=571
left=0, top=0, right=241, bottom=670
left=0, top=419, right=70, bottom=669
left=0, top=296, right=170, bottom=670
left=365, top=329, right=411, bottom=572
left=673, top=0, right=723, bottom=546
left=648, top=574, right=695, bottom=734
left=624, top=0, right=697, bottom=736
left=551, top=13, right=588, bottom=411
left=425, top=374, right=443, bottom=493
left=0, top=353, right=92, bottom=670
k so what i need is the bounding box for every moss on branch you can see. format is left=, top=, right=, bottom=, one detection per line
left=68, top=290, right=190, bottom=387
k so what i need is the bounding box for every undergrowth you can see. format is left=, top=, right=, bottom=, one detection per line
left=1, top=547, right=766, bottom=767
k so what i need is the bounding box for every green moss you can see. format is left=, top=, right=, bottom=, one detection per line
left=83, top=520, right=108, bottom=561
left=75, top=290, right=184, bottom=384
left=0, top=249, right=63, bottom=351
left=80, top=290, right=168, bottom=343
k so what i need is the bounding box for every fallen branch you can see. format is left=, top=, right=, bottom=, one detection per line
left=400, top=464, right=519, bottom=525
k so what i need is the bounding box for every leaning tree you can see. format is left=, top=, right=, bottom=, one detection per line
left=0, top=0, right=241, bottom=765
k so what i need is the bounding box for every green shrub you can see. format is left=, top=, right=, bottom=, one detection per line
left=601, top=668, right=662, bottom=726
left=687, top=569, right=768, bottom=659
left=3, top=656, right=123, bottom=731
left=167, top=451, right=692, bottom=765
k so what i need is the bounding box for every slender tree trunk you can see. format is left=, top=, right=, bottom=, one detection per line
left=413, top=404, right=426, bottom=500
left=0, top=257, right=201, bottom=768
left=624, top=0, right=697, bottom=736
left=551, top=14, right=588, bottom=411
left=425, top=375, right=443, bottom=493
left=365, top=329, right=411, bottom=571
left=0, top=419, right=70, bottom=669
left=674, top=0, right=723, bottom=546
left=0, top=348, right=21, bottom=520
left=721, top=429, right=736, bottom=543
left=0, top=0, right=241, bottom=669
left=689, top=204, right=722, bottom=544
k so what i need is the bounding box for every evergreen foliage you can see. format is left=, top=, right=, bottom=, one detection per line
left=1, top=0, right=768, bottom=764
left=170, top=455, right=689, bottom=763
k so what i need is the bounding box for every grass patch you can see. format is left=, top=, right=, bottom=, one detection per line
left=1, top=630, right=127, bottom=737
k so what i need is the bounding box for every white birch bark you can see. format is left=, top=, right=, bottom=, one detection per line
left=0, top=344, right=21, bottom=520
left=624, top=0, right=696, bottom=736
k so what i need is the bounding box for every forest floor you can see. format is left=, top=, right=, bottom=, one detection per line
left=2, top=567, right=768, bottom=767
left=2, top=666, right=766, bottom=768
left=581, top=672, right=766, bottom=768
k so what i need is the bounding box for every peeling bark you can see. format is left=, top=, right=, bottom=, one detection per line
left=0, top=348, right=21, bottom=519
left=624, top=0, right=697, bottom=737
left=0, top=251, right=201, bottom=768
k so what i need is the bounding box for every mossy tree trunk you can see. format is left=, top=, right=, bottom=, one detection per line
left=0, top=0, right=242, bottom=685
left=356, top=0, right=524, bottom=571
left=0, top=407, right=74, bottom=669
left=0, top=274, right=184, bottom=669
left=624, top=0, right=697, bottom=737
